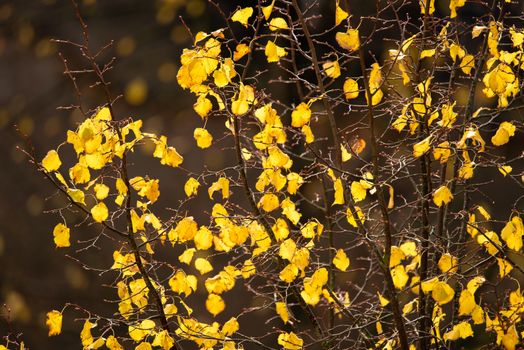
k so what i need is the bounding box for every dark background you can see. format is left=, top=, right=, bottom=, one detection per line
left=1, top=0, right=524, bottom=349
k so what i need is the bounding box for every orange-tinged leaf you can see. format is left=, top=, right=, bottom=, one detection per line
left=233, top=43, right=250, bottom=61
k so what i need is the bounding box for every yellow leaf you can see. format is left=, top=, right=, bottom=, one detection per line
left=336, top=28, right=360, bottom=51
left=45, top=310, right=62, bottom=336
left=130, top=177, right=160, bottom=203
left=433, top=186, right=453, bottom=207
left=258, top=193, right=280, bottom=212
left=91, top=202, right=108, bottom=222
left=291, top=102, right=311, bottom=128
left=232, top=83, right=255, bottom=115
left=129, top=320, right=155, bottom=343
left=501, top=325, right=519, bottom=350
left=343, top=78, right=359, bottom=100
left=208, top=177, right=230, bottom=200
left=81, top=320, right=94, bottom=347
left=193, top=95, right=213, bottom=118
left=278, top=332, right=303, bottom=350
left=432, top=281, right=455, bottom=305
left=286, top=172, right=304, bottom=195
left=195, top=258, right=214, bottom=275
left=323, top=60, right=341, bottom=79
left=67, top=188, right=85, bottom=205
left=279, top=238, right=297, bottom=261
left=443, top=321, right=473, bottom=341
left=492, top=121, right=516, bottom=146
left=233, top=43, right=250, bottom=61
left=378, top=292, right=390, bottom=307
left=335, top=0, right=349, bottom=26
left=301, top=125, right=314, bottom=143
left=421, top=277, right=439, bottom=294
left=387, top=184, right=395, bottom=209
left=413, top=135, right=431, bottom=158
left=391, top=265, right=409, bottom=289
left=152, top=330, right=174, bottom=350
left=351, top=181, right=367, bottom=203
left=178, top=248, right=195, bottom=265
left=449, top=43, right=466, bottom=62
left=438, top=253, right=458, bottom=274
left=402, top=299, right=418, bottom=315
left=69, top=161, right=90, bottom=184
left=276, top=302, right=290, bottom=324
left=333, top=178, right=345, bottom=205
left=53, top=223, right=70, bottom=248
left=433, top=141, right=451, bottom=164
left=333, top=249, right=350, bottom=271
left=231, top=7, right=253, bottom=27
left=265, top=41, right=287, bottom=63
left=135, top=342, right=152, bottom=350
left=280, top=264, right=299, bottom=283
left=194, top=226, right=213, bottom=250
left=106, top=335, right=123, bottom=350
left=460, top=54, right=475, bottom=75
left=42, top=150, right=61, bottom=172
left=341, top=145, right=352, bottom=162
left=497, top=257, right=513, bottom=278
left=262, top=0, right=276, bottom=19
left=458, top=290, right=476, bottom=316
left=477, top=230, right=502, bottom=255
left=346, top=206, right=364, bottom=228
left=420, top=49, right=435, bottom=59
left=367, top=63, right=383, bottom=105
left=222, top=317, right=240, bottom=336
left=300, top=220, right=323, bottom=239
left=501, top=216, right=523, bottom=251
left=397, top=242, right=416, bottom=259
left=269, top=17, right=288, bottom=31
left=206, top=293, right=225, bottom=316
left=498, top=165, right=513, bottom=176
left=281, top=198, right=301, bottom=225
left=93, top=184, right=109, bottom=200
left=449, top=0, right=466, bottom=18
left=193, top=128, right=213, bottom=149
left=184, top=177, right=200, bottom=197
left=172, top=217, right=198, bottom=243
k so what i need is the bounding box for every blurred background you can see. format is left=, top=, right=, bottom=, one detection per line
left=0, top=0, right=241, bottom=347
left=1, top=0, right=523, bottom=349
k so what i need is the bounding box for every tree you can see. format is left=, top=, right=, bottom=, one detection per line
left=21, top=0, right=524, bottom=349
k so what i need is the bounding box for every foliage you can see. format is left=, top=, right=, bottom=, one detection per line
left=20, top=0, right=524, bottom=349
